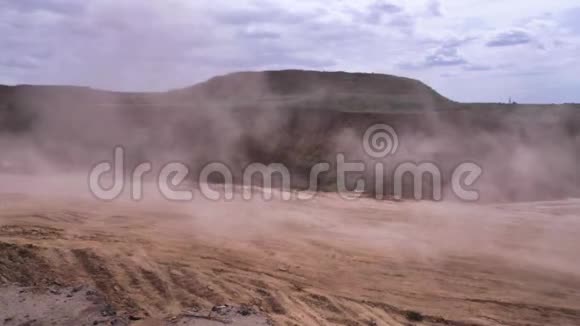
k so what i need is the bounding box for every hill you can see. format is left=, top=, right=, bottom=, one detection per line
left=167, top=70, right=455, bottom=112
left=0, top=70, right=456, bottom=114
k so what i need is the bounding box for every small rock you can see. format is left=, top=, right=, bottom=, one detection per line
left=366, top=319, right=378, bottom=326
left=237, top=305, right=254, bottom=316
left=211, top=305, right=230, bottom=315
left=72, top=285, right=84, bottom=293
left=100, top=305, right=116, bottom=317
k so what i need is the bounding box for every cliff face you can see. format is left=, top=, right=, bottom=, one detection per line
left=0, top=70, right=579, bottom=201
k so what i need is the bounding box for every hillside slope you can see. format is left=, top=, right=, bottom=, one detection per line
left=0, top=70, right=579, bottom=201
left=167, top=70, right=455, bottom=112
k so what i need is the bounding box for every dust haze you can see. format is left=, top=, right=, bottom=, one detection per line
left=1, top=71, right=579, bottom=325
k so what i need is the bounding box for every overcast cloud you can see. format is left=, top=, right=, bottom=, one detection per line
left=0, top=0, right=579, bottom=103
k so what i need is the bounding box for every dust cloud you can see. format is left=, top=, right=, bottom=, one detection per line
left=3, top=71, right=579, bottom=203
left=1, top=71, right=580, bottom=325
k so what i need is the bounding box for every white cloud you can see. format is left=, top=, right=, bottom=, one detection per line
left=0, top=0, right=578, bottom=103
left=486, top=29, right=533, bottom=47
left=427, top=0, right=443, bottom=17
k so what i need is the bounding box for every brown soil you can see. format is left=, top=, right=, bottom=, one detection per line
left=0, top=190, right=579, bottom=325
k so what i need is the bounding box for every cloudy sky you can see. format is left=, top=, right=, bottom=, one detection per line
left=1, top=0, right=579, bottom=103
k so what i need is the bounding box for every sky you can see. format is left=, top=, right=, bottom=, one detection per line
left=1, top=0, right=579, bottom=103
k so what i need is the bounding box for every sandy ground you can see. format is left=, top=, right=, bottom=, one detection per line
left=0, top=284, right=271, bottom=325
left=0, top=178, right=580, bottom=325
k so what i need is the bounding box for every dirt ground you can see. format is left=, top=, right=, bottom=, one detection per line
left=0, top=284, right=271, bottom=325
left=0, top=178, right=579, bottom=325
